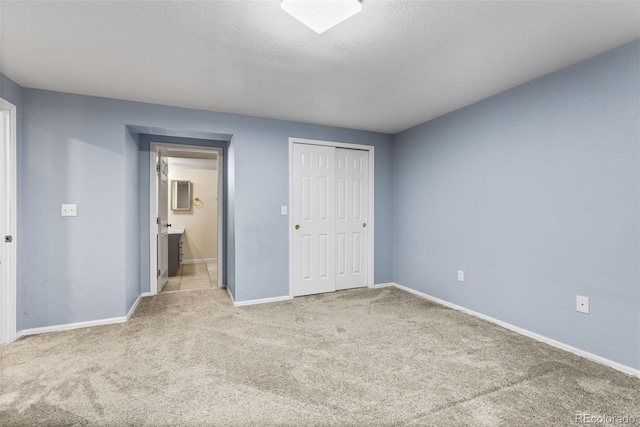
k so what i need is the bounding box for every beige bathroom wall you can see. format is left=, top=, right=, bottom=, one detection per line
left=168, top=167, right=218, bottom=261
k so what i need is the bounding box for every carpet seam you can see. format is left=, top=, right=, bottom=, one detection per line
left=408, top=363, right=568, bottom=421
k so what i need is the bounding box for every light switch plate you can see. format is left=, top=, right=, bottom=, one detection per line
left=576, top=295, right=589, bottom=314
left=457, top=270, right=464, bottom=282
left=281, top=206, right=288, bottom=215
left=61, top=204, right=77, bottom=217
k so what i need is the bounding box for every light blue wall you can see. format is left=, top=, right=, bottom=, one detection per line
left=392, top=41, right=640, bottom=369
left=21, top=91, right=126, bottom=328
left=19, top=89, right=394, bottom=329
left=124, top=129, right=140, bottom=314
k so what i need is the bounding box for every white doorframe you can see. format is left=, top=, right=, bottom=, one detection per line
left=0, top=97, right=17, bottom=344
left=149, top=143, right=224, bottom=295
left=216, top=148, right=224, bottom=288
left=288, top=137, right=375, bottom=298
left=149, top=149, right=158, bottom=295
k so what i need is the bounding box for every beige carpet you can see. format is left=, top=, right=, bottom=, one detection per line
left=1, top=287, right=638, bottom=426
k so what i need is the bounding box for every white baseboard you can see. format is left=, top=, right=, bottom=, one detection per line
left=16, top=283, right=637, bottom=378
left=17, top=316, right=127, bottom=339
left=182, top=258, right=216, bottom=265
left=232, top=294, right=293, bottom=307
left=372, top=282, right=394, bottom=288
left=127, top=292, right=151, bottom=320
left=17, top=292, right=153, bottom=339
left=391, top=282, right=640, bottom=378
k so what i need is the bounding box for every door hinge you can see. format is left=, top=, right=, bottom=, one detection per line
left=5, top=235, right=12, bottom=243
left=156, top=164, right=160, bottom=172
left=157, top=269, right=161, bottom=277
left=156, top=217, right=161, bottom=224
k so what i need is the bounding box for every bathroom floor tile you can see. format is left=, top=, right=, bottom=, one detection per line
left=162, top=262, right=217, bottom=293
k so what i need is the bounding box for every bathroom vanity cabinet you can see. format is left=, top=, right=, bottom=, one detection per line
left=168, top=230, right=184, bottom=276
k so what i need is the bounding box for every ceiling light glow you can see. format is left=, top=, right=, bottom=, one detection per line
left=281, top=0, right=362, bottom=34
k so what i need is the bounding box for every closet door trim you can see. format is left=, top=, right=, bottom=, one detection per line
left=288, top=137, right=375, bottom=298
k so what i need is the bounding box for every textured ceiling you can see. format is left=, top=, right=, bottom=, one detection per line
left=1, top=1, right=639, bottom=134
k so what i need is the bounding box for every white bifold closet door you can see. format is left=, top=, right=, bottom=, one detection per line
left=292, top=143, right=368, bottom=297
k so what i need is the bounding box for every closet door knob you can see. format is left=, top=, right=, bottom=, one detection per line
left=295, top=225, right=300, bottom=230
left=362, top=223, right=367, bottom=228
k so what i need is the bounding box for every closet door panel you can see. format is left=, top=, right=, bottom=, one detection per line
left=335, top=148, right=369, bottom=290
left=292, top=144, right=336, bottom=296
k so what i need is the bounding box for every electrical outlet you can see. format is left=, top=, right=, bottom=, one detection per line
left=61, top=204, right=77, bottom=217
left=457, top=270, right=464, bottom=282
left=576, top=295, right=589, bottom=314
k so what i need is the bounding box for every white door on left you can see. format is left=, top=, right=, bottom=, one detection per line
left=157, top=156, right=169, bottom=292
left=0, top=98, right=16, bottom=344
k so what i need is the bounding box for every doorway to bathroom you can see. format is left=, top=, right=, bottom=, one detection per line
left=149, top=143, right=223, bottom=295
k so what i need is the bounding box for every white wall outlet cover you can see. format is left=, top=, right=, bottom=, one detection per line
left=576, top=295, right=589, bottom=314
left=457, top=270, right=464, bottom=282
left=281, top=206, right=288, bottom=215
left=61, top=204, right=77, bottom=217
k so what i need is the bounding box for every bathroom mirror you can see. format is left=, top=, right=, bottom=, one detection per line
left=171, top=180, right=191, bottom=211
